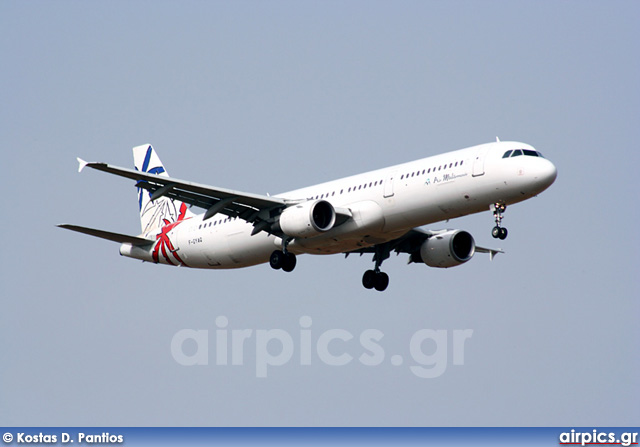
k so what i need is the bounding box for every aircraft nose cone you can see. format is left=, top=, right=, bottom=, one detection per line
left=543, top=159, right=558, bottom=184
left=535, top=159, right=557, bottom=191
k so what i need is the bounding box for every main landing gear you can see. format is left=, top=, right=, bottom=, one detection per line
left=491, top=202, right=508, bottom=240
left=362, top=269, right=389, bottom=292
left=270, top=250, right=297, bottom=272
left=270, top=237, right=297, bottom=272
left=362, top=244, right=391, bottom=292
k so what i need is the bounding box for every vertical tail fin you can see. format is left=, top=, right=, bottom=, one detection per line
left=133, top=144, right=194, bottom=234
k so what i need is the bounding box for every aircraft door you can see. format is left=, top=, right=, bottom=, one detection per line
left=383, top=171, right=396, bottom=198
left=472, top=146, right=489, bottom=177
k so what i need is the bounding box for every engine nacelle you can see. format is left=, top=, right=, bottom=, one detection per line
left=419, top=230, right=476, bottom=268
left=279, top=200, right=336, bottom=238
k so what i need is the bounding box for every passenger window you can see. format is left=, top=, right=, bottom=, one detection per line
left=502, top=150, right=513, bottom=158
left=511, top=150, right=523, bottom=157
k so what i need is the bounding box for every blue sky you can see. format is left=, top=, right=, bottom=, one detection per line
left=1, top=1, right=638, bottom=426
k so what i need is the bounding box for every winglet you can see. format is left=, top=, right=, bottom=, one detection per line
left=77, top=157, right=89, bottom=173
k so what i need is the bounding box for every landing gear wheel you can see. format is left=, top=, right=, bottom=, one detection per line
left=362, top=243, right=392, bottom=291
left=362, top=270, right=376, bottom=289
left=498, top=227, right=508, bottom=240
left=269, top=250, right=285, bottom=270
left=374, top=272, right=389, bottom=292
left=282, top=252, right=297, bottom=272
left=362, top=270, right=389, bottom=291
left=492, top=226, right=501, bottom=239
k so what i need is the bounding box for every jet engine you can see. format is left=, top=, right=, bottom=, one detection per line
left=418, top=230, right=476, bottom=268
left=279, top=200, right=336, bottom=238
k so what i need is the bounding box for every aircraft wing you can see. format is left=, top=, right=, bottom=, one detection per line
left=77, top=158, right=352, bottom=236
left=346, top=228, right=503, bottom=261
left=79, top=159, right=287, bottom=221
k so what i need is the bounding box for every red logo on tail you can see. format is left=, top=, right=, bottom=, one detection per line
left=152, top=203, right=189, bottom=266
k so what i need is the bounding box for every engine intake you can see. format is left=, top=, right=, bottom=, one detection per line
left=279, top=200, right=336, bottom=238
left=419, top=230, right=475, bottom=268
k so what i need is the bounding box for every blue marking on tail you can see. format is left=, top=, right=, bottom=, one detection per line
left=136, top=145, right=166, bottom=210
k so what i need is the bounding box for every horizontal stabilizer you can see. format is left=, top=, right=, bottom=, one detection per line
left=476, top=246, right=504, bottom=261
left=57, top=224, right=154, bottom=246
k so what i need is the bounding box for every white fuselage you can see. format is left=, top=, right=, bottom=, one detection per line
left=120, top=141, right=557, bottom=268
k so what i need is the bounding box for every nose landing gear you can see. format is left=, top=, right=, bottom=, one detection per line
left=491, top=202, right=508, bottom=240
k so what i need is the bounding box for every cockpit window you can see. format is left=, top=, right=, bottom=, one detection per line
left=536, top=151, right=544, bottom=158
left=506, top=148, right=545, bottom=158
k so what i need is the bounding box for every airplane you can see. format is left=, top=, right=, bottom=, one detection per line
left=59, top=140, right=557, bottom=291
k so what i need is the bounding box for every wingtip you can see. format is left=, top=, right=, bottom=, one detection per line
left=77, top=157, right=88, bottom=173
